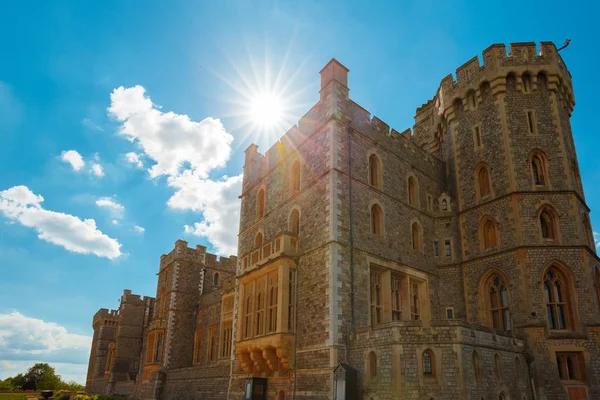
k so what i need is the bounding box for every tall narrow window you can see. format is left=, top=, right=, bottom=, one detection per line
left=482, top=219, right=498, bottom=249
left=433, top=241, right=439, bottom=257
left=371, top=204, right=383, bottom=236
left=289, top=209, right=300, bottom=236
left=243, top=296, right=252, bottom=339
left=391, top=275, right=402, bottom=321
left=522, top=73, right=532, bottom=93
left=256, top=189, right=265, bottom=220
left=368, top=154, right=382, bottom=188
left=267, top=277, right=278, bottom=333
left=478, top=166, right=491, bottom=199
left=193, top=329, right=202, bottom=364
left=290, top=161, right=300, bottom=195
left=494, top=354, right=502, bottom=381
left=526, top=111, right=536, bottom=134
left=255, top=232, right=263, bottom=248
left=288, top=270, right=295, bottom=331
left=408, top=176, right=418, bottom=207
left=556, top=352, right=584, bottom=381
left=105, top=344, right=115, bottom=373
left=423, top=350, right=434, bottom=377
left=207, top=326, right=217, bottom=362
left=444, top=240, right=451, bottom=257
left=473, top=351, right=480, bottom=381
left=368, top=351, right=377, bottom=378
left=544, top=267, right=571, bottom=330
left=487, top=274, right=511, bottom=331
left=531, top=154, right=546, bottom=186
left=411, top=282, right=421, bottom=320
left=213, top=272, right=220, bottom=287
left=473, top=126, right=482, bottom=149
left=370, top=270, right=383, bottom=326
left=467, top=91, right=477, bottom=110
left=155, top=331, right=164, bottom=363
left=540, top=207, right=557, bottom=240
left=220, top=321, right=233, bottom=358
left=412, top=223, right=421, bottom=252
left=255, top=292, right=264, bottom=336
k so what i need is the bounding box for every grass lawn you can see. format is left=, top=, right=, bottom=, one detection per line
left=0, top=394, right=40, bottom=400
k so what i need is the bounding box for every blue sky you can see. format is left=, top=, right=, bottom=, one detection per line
left=0, top=0, right=598, bottom=384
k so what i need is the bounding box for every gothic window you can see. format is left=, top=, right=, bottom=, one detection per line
left=556, top=352, right=585, bottom=381
left=487, top=274, right=511, bottom=331
left=368, top=351, right=377, bottom=378
left=391, top=274, right=402, bottom=321
left=193, top=329, right=202, bottom=363
left=482, top=218, right=498, bottom=250
left=255, top=232, right=263, bottom=248
left=371, top=204, right=383, bottom=236
left=368, top=154, right=382, bottom=189
left=411, top=281, right=421, bottom=320
left=267, top=277, right=278, bottom=333
left=408, top=176, right=419, bottom=207
left=243, top=296, right=252, bottom=339
left=531, top=153, right=547, bottom=187
left=522, top=73, right=532, bottom=93
left=544, top=267, right=571, bottom=330
left=494, top=354, right=502, bottom=381
left=255, top=291, right=264, bottom=336
left=213, top=272, right=220, bottom=287
left=476, top=165, right=491, bottom=199
left=256, top=189, right=265, bottom=220
left=290, top=160, right=301, bottom=195
left=220, top=321, right=232, bottom=358
left=540, top=207, right=557, bottom=240
left=423, top=350, right=435, bottom=377
left=473, top=350, right=480, bottom=381
left=370, top=270, right=383, bottom=326
left=412, top=222, right=422, bottom=252
left=289, top=209, right=300, bottom=236
left=155, top=331, right=164, bottom=363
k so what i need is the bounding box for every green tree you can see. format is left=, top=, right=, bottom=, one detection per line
left=10, top=373, right=27, bottom=390
left=24, top=363, right=62, bottom=390
left=0, top=377, right=15, bottom=390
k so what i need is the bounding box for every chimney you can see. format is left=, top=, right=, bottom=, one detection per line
left=319, top=58, right=349, bottom=100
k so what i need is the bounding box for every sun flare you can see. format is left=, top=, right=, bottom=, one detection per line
left=250, top=92, right=283, bottom=129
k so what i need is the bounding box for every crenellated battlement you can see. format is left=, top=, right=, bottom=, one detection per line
left=93, top=308, right=119, bottom=328
left=159, top=239, right=237, bottom=272
left=435, top=42, right=574, bottom=122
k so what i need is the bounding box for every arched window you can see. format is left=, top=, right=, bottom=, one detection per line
left=544, top=266, right=571, bottom=330
left=482, top=218, right=498, bottom=250
left=256, top=189, right=265, bottom=220
left=477, top=165, right=491, bottom=199
left=255, top=292, right=264, bottom=336
left=289, top=209, right=300, bottom=236
left=255, top=232, right=263, bottom=248
left=290, top=161, right=300, bottom=195
left=472, top=351, right=480, bottom=381
left=371, top=204, right=383, bottom=236
left=408, top=176, right=419, bottom=207
left=368, top=154, right=382, bottom=188
left=423, top=350, right=435, bottom=377
left=412, top=222, right=422, bottom=252
left=368, top=351, right=377, bottom=378
left=213, top=272, right=220, bottom=287
left=531, top=154, right=546, bottom=186
left=494, top=354, right=502, bottom=381
left=487, top=274, right=511, bottom=331
left=155, top=333, right=163, bottom=363
left=540, top=207, right=557, bottom=240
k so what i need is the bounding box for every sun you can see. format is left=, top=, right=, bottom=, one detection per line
left=250, top=92, right=283, bottom=129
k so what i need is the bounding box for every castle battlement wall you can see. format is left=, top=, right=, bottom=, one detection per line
left=159, top=239, right=236, bottom=271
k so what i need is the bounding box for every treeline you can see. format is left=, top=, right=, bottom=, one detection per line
left=0, top=363, right=84, bottom=391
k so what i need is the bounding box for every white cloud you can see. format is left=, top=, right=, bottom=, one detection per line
left=133, top=225, right=145, bottom=234
left=95, top=197, right=125, bottom=219
left=61, top=150, right=85, bottom=171
left=125, top=152, right=144, bottom=168
left=108, top=85, right=239, bottom=255
left=0, top=312, right=91, bottom=383
left=90, top=163, right=104, bottom=177
left=81, top=118, right=103, bottom=131
left=0, top=186, right=122, bottom=259
left=172, top=173, right=242, bottom=256
left=594, top=231, right=600, bottom=249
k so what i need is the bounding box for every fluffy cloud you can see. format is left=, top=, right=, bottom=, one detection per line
left=170, top=173, right=242, bottom=256
left=90, top=163, right=104, bottom=177
left=594, top=231, right=600, bottom=249
left=0, top=186, right=121, bottom=259
left=95, top=197, right=125, bottom=219
left=133, top=225, right=145, bottom=234
left=125, top=152, right=143, bottom=168
left=0, top=311, right=91, bottom=365
left=108, top=86, right=239, bottom=255
left=61, top=150, right=85, bottom=171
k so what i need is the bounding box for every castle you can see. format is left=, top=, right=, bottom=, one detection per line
left=85, top=41, right=600, bottom=400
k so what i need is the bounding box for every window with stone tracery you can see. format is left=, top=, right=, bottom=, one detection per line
left=411, top=282, right=420, bottom=321
left=487, top=274, right=511, bottom=331
left=556, top=352, right=585, bottom=381
left=391, top=275, right=402, bottom=321
left=544, top=267, right=571, bottom=330
left=267, top=275, right=278, bottom=333
left=423, top=350, right=434, bottom=377
left=255, top=291, right=265, bottom=336
left=370, top=270, right=383, bottom=326
left=243, top=296, right=252, bottom=339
